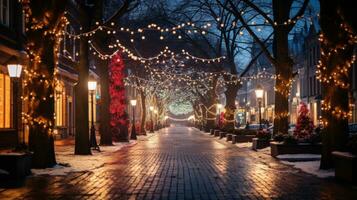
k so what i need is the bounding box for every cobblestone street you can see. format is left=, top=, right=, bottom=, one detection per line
left=1, top=127, right=357, bottom=200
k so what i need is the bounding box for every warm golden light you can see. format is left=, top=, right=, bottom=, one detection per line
left=130, top=99, right=137, bottom=106
left=255, top=85, right=264, bottom=99
left=88, top=81, right=97, bottom=91
left=7, top=64, right=23, bottom=78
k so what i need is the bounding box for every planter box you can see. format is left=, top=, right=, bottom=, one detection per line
left=270, top=141, right=321, bottom=157
left=332, top=151, right=357, bottom=184
left=219, top=132, right=227, bottom=139
left=235, top=135, right=256, bottom=143
left=0, top=152, right=32, bottom=178
left=226, top=134, right=233, bottom=142
left=252, top=138, right=270, bottom=150
left=214, top=130, right=220, bottom=137
left=232, top=135, right=237, bottom=144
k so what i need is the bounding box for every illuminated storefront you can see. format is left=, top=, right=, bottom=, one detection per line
left=0, top=71, right=11, bottom=128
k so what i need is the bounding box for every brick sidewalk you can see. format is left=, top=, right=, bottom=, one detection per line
left=1, top=127, right=357, bottom=200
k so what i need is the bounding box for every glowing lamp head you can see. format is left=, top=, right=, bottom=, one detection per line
left=216, top=103, right=223, bottom=109
left=7, top=62, right=22, bottom=78
left=164, top=116, right=168, bottom=120
left=255, top=84, right=264, bottom=99
left=88, top=81, right=97, bottom=91
left=149, top=106, right=154, bottom=111
left=130, top=99, right=137, bottom=106
left=154, top=110, right=158, bottom=114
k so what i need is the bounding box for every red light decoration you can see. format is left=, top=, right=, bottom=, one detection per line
left=109, top=53, right=129, bottom=134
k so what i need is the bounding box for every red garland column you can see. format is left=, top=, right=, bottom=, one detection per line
left=109, top=53, right=129, bottom=142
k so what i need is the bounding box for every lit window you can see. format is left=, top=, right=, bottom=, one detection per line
left=0, top=73, right=11, bottom=128
left=55, top=82, right=66, bottom=126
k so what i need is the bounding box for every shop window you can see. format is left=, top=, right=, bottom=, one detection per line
left=0, top=73, right=11, bottom=128
left=55, top=82, right=66, bottom=126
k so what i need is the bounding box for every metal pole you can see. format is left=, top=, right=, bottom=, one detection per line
left=218, top=108, right=221, bottom=128
left=90, top=92, right=99, bottom=151
left=150, top=110, right=154, bottom=133
left=258, top=100, right=262, bottom=129
left=91, top=92, right=94, bottom=128
left=131, top=105, right=137, bottom=139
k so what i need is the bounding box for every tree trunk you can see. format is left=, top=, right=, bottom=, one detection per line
left=140, top=90, right=147, bottom=135
left=27, top=39, right=57, bottom=168
left=319, top=0, right=354, bottom=169
left=223, top=83, right=239, bottom=131
left=75, top=20, right=91, bottom=155
left=23, top=0, right=67, bottom=168
left=99, top=59, right=112, bottom=145
left=272, top=0, right=293, bottom=135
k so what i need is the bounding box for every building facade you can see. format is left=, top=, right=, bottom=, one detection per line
left=0, top=0, right=26, bottom=148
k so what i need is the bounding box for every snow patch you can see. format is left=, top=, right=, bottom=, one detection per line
left=31, top=141, right=136, bottom=176
left=0, top=169, right=9, bottom=175
left=281, top=160, right=334, bottom=178
left=236, top=142, right=252, bottom=148
left=277, top=154, right=321, bottom=159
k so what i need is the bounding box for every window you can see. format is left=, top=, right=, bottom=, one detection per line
left=0, top=72, right=12, bottom=128
left=0, top=0, right=9, bottom=26
left=55, top=82, right=66, bottom=126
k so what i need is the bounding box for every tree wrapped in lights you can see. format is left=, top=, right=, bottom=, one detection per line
left=109, top=53, right=129, bottom=142
left=319, top=0, right=356, bottom=169
left=22, top=0, right=67, bottom=168
left=293, top=102, right=314, bottom=141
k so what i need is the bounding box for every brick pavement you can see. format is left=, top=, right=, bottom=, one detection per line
left=1, top=126, right=357, bottom=200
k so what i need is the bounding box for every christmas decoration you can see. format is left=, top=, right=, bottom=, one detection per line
left=293, top=102, right=314, bottom=141
left=109, top=53, right=129, bottom=141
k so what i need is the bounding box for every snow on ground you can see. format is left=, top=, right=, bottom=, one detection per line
left=277, top=154, right=333, bottom=178
left=257, top=147, right=271, bottom=154
left=32, top=141, right=137, bottom=176
left=236, top=142, right=252, bottom=148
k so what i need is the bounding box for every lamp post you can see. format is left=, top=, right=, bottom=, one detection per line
left=130, top=99, right=137, bottom=140
left=7, top=59, right=24, bottom=148
left=255, top=84, right=264, bottom=129
left=149, top=106, right=154, bottom=133
left=164, top=115, right=168, bottom=127
left=216, top=103, right=223, bottom=128
left=88, top=81, right=100, bottom=151
left=154, top=110, right=158, bottom=130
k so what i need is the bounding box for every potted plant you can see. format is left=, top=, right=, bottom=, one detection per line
left=332, top=135, right=357, bottom=184
left=252, top=129, right=271, bottom=150
left=231, top=129, right=257, bottom=143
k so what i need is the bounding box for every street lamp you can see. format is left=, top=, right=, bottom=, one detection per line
left=7, top=59, right=24, bottom=148
left=255, top=84, right=264, bottom=129
left=88, top=81, right=100, bottom=151
left=7, top=62, right=23, bottom=78
left=149, top=106, right=154, bottom=133
left=164, top=115, right=168, bottom=127
left=130, top=99, right=137, bottom=140
left=216, top=103, right=223, bottom=128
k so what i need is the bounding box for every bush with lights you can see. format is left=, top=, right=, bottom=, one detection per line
left=294, top=102, right=314, bottom=142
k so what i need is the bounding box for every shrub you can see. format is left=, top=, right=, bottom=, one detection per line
left=273, top=133, right=285, bottom=142
left=256, top=129, right=271, bottom=140
left=347, top=135, right=357, bottom=155
left=294, top=102, right=314, bottom=141
left=307, top=131, right=322, bottom=144
left=233, top=129, right=256, bottom=135
left=284, top=135, right=298, bottom=145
